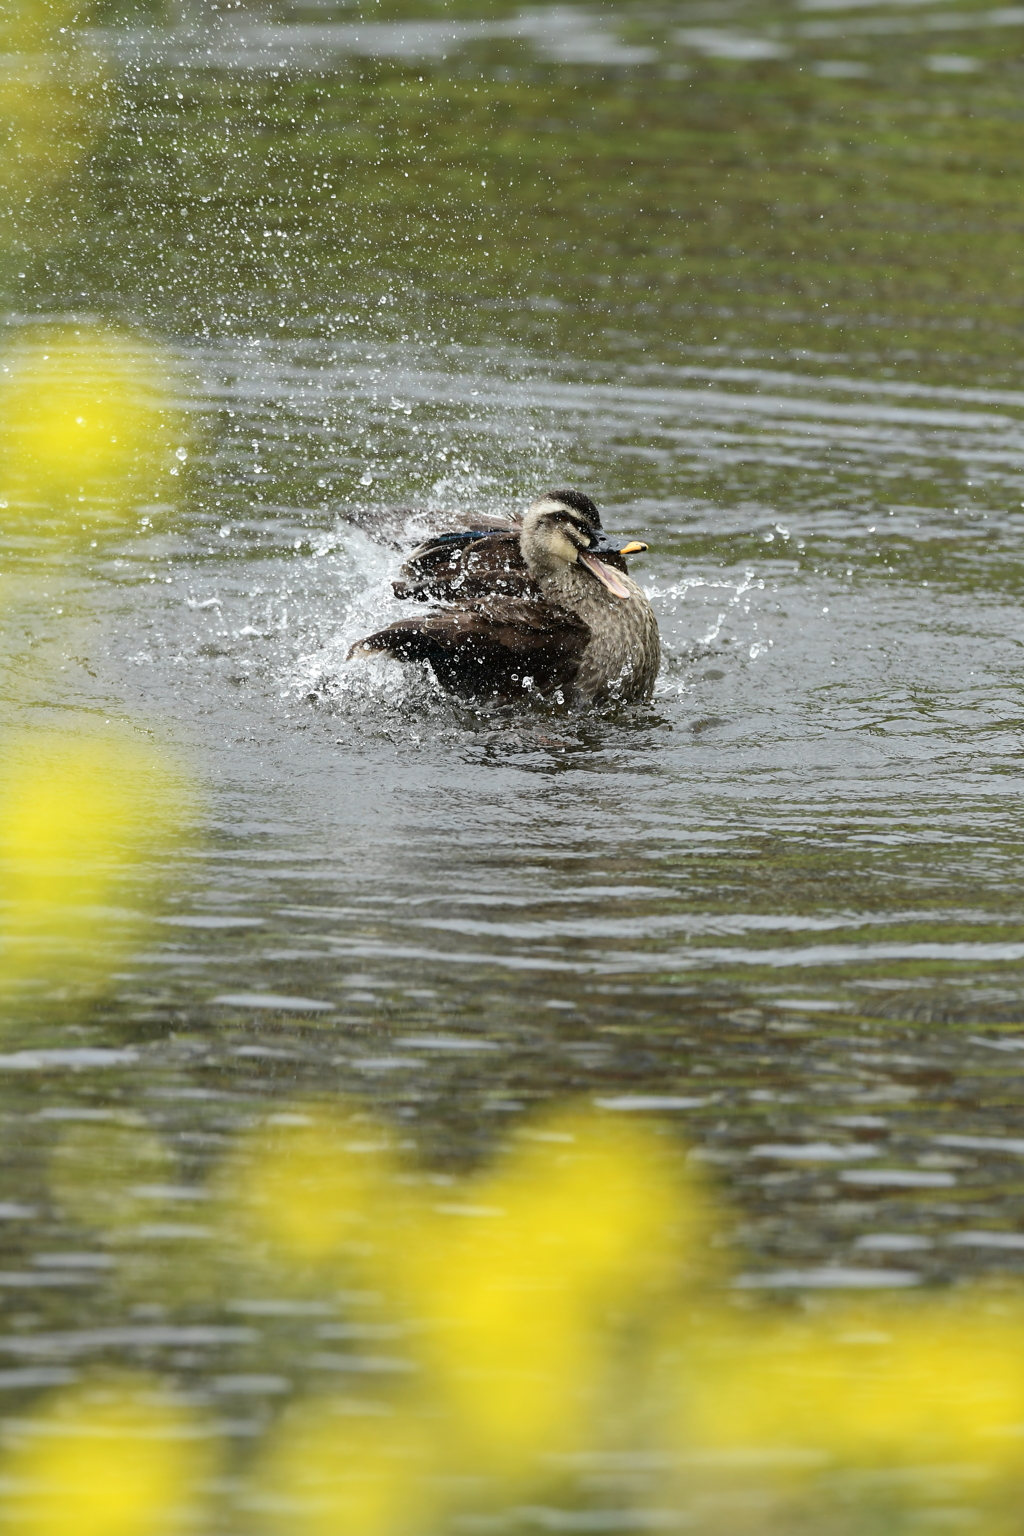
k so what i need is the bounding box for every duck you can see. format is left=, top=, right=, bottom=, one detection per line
left=348, top=489, right=660, bottom=705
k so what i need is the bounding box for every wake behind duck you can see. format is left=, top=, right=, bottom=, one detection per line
left=348, top=489, right=659, bottom=705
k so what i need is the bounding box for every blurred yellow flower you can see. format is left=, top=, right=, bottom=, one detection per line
left=220, top=1109, right=398, bottom=1268
left=222, top=1103, right=709, bottom=1479
left=0, top=732, right=192, bottom=1004
left=384, top=1109, right=709, bottom=1478
left=28, top=1096, right=1024, bottom=1536
left=1, top=0, right=108, bottom=208
left=0, top=328, right=186, bottom=528
left=1, top=1379, right=210, bottom=1536
left=686, top=1298, right=1024, bottom=1474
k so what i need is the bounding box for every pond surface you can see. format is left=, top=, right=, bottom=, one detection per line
left=4, top=0, right=1024, bottom=1413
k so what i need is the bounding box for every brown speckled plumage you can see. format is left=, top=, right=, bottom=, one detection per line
left=539, top=559, right=660, bottom=704
left=349, top=489, right=660, bottom=705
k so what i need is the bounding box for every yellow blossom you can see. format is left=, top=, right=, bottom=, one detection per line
left=0, top=0, right=107, bottom=209
left=1, top=1380, right=210, bottom=1536
left=0, top=732, right=192, bottom=1004
left=388, top=1109, right=709, bottom=1477
left=0, top=328, right=186, bottom=529
left=685, top=1298, right=1024, bottom=1474
left=219, top=1108, right=398, bottom=1268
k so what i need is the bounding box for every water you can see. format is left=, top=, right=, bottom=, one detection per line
left=5, top=0, right=1024, bottom=1413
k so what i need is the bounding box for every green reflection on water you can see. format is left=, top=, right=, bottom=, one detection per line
left=5, top=0, right=1024, bottom=376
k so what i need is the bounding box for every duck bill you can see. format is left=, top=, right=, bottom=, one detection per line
left=579, top=551, right=632, bottom=599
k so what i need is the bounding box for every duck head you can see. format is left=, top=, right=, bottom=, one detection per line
left=520, top=489, right=648, bottom=600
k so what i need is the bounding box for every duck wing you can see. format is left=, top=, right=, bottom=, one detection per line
left=392, top=527, right=633, bottom=603
left=350, top=596, right=590, bottom=699
left=392, top=529, right=535, bottom=602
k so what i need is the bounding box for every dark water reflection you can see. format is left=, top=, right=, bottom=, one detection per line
left=5, top=0, right=1024, bottom=1414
